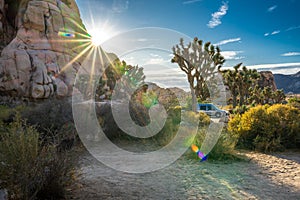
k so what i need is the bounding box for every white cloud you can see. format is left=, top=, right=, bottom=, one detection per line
left=264, top=30, right=281, bottom=36
left=286, top=25, right=300, bottom=31
left=182, top=0, right=202, bottom=5
left=267, top=5, right=277, bottom=12
left=281, top=52, right=300, bottom=57
left=214, top=37, right=241, bottom=46
left=207, top=1, right=229, bottom=28
left=247, top=62, right=300, bottom=74
left=221, top=51, right=244, bottom=60
left=248, top=62, right=300, bottom=69
left=271, top=30, right=280, bottom=35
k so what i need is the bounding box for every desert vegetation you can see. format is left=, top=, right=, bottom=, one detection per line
left=0, top=103, right=78, bottom=200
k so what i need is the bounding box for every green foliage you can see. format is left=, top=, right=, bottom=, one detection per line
left=197, top=111, right=211, bottom=127
left=228, top=104, right=300, bottom=152
left=220, top=63, right=260, bottom=108
left=288, top=97, right=300, bottom=104
left=141, top=91, right=158, bottom=109
left=288, top=97, right=300, bottom=109
left=95, top=60, right=145, bottom=101
left=0, top=115, right=76, bottom=199
left=232, top=105, right=249, bottom=115
left=152, top=106, right=181, bottom=145
left=0, top=105, right=26, bottom=122
left=186, top=129, right=240, bottom=161
left=21, top=99, right=73, bottom=133
left=0, top=105, right=11, bottom=121
left=155, top=109, right=210, bottom=146
left=221, top=64, right=286, bottom=108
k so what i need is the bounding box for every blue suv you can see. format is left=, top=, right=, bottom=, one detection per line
left=197, top=103, right=229, bottom=118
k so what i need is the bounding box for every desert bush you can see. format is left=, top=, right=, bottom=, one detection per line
left=0, top=105, right=27, bottom=122
left=0, top=115, right=76, bottom=200
left=228, top=104, right=300, bottom=152
left=21, top=98, right=73, bottom=132
left=20, top=98, right=78, bottom=147
left=156, top=110, right=211, bottom=146
left=232, top=105, right=249, bottom=115
left=267, top=104, right=300, bottom=148
left=0, top=105, right=11, bottom=121
left=197, top=111, right=211, bottom=127
left=150, top=106, right=181, bottom=146
left=185, top=128, right=240, bottom=161
left=288, top=97, right=300, bottom=109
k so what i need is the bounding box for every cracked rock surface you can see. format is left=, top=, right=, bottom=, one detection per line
left=0, top=0, right=87, bottom=99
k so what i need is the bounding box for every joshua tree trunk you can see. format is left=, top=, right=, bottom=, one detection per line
left=232, top=95, right=237, bottom=108
left=191, top=86, right=197, bottom=112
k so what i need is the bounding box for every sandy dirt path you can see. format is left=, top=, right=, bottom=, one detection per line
left=70, top=150, right=300, bottom=200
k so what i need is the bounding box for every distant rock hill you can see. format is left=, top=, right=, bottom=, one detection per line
left=259, top=71, right=277, bottom=91
left=274, top=71, right=300, bottom=94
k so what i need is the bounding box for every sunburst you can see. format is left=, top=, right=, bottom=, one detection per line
left=52, top=16, right=118, bottom=78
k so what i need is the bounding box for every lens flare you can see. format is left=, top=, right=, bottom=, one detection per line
left=191, top=144, right=208, bottom=162
left=191, top=144, right=199, bottom=153
left=58, top=31, right=75, bottom=38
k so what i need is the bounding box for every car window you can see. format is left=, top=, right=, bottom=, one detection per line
left=211, top=105, right=217, bottom=110
left=207, top=105, right=212, bottom=110
left=200, top=105, right=206, bottom=110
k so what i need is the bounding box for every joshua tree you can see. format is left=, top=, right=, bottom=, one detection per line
left=249, top=85, right=264, bottom=105
left=249, top=86, right=285, bottom=105
left=172, top=37, right=225, bottom=111
left=273, top=89, right=285, bottom=104
left=221, top=63, right=241, bottom=108
left=221, top=63, right=260, bottom=108
left=262, top=86, right=273, bottom=104
left=237, top=66, right=260, bottom=106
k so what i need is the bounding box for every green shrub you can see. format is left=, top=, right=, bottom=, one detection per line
left=288, top=97, right=300, bottom=109
left=228, top=104, right=300, bottom=152
left=185, top=129, right=240, bottom=161
left=160, top=109, right=239, bottom=161
left=267, top=104, right=300, bottom=149
left=0, top=105, right=11, bottom=121
left=20, top=99, right=78, bottom=146
left=232, top=105, right=249, bottom=115
left=155, top=110, right=211, bottom=146
left=21, top=98, right=73, bottom=132
left=0, top=105, right=27, bottom=122
left=0, top=115, right=76, bottom=200
left=151, top=106, right=181, bottom=146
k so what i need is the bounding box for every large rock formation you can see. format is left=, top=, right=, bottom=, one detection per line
left=258, top=71, right=277, bottom=91
left=0, top=0, right=88, bottom=100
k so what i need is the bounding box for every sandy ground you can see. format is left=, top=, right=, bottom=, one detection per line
left=69, top=148, right=300, bottom=200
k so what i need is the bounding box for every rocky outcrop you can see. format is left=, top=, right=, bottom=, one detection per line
left=0, top=0, right=88, bottom=99
left=146, top=83, right=189, bottom=108
left=274, top=71, right=300, bottom=94
left=258, top=71, right=277, bottom=91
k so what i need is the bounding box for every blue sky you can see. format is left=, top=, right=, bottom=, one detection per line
left=77, top=0, right=300, bottom=76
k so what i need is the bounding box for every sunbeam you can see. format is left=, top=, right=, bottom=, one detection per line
left=60, top=43, right=94, bottom=73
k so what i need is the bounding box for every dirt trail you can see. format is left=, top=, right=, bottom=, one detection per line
left=70, top=150, right=300, bottom=200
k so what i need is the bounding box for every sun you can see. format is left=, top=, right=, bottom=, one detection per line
left=89, top=29, right=111, bottom=46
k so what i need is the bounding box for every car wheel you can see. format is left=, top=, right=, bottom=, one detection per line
left=215, top=112, right=221, bottom=118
